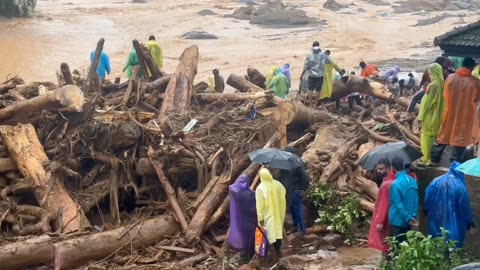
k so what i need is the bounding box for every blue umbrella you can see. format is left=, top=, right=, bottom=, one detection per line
left=455, top=158, right=480, bottom=177
left=248, top=148, right=302, bottom=171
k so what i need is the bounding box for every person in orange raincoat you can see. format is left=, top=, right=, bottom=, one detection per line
left=368, top=160, right=394, bottom=254
left=359, top=61, right=379, bottom=78
left=430, top=58, right=480, bottom=165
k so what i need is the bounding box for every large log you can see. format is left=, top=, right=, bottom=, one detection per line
left=141, top=75, right=171, bottom=93
left=329, top=75, right=395, bottom=102
left=0, top=215, right=179, bottom=269
left=227, top=74, right=264, bottom=93
left=277, top=100, right=335, bottom=129
left=139, top=42, right=162, bottom=80
left=0, top=124, right=90, bottom=233
left=0, top=85, right=84, bottom=125
left=159, top=45, right=199, bottom=122
left=247, top=68, right=266, bottom=89
left=132, top=39, right=150, bottom=81
left=186, top=132, right=281, bottom=242
left=85, top=38, right=104, bottom=93
left=398, top=96, right=419, bottom=112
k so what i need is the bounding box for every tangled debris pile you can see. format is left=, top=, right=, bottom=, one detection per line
left=0, top=38, right=421, bottom=269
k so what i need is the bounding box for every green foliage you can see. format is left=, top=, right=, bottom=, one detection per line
left=308, top=183, right=368, bottom=245
left=381, top=229, right=464, bottom=270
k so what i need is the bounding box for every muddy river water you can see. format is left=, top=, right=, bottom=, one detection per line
left=1, top=0, right=478, bottom=87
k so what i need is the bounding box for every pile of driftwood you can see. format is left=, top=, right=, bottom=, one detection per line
left=0, top=38, right=421, bottom=269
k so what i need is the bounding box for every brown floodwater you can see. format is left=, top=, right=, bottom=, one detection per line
left=0, top=0, right=477, bottom=87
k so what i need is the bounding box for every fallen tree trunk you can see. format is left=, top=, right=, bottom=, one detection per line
left=277, top=100, right=335, bottom=128
left=132, top=39, right=150, bottom=81
left=186, top=132, right=281, bottom=242
left=195, top=92, right=266, bottom=103
left=141, top=75, right=171, bottom=93
left=159, top=45, right=199, bottom=122
left=247, top=68, right=266, bottom=89
left=84, top=38, right=104, bottom=93
left=387, top=113, right=420, bottom=146
left=0, top=124, right=90, bottom=233
left=0, top=235, right=54, bottom=270
left=398, top=96, right=419, bottom=111
left=0, top=85, right=84, bottom=124
left=329, top=75, right=395, bottom=102
left=227, top=74, right=264, bottom=93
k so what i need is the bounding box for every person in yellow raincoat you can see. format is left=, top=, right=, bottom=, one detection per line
left=146, top=35, right=163, bottom=71
left=320, top=50, right=342, bottom=100
left=418, top=63, right=445, bottom=164
left=267, top=68, right=289, bottom=99
left=430, top=58, right=480, bottom=164
left=265, top=66, right=277, bottom=88
left=472, top=65, right=480, bottom=78
left=256, top=168, right=286, bottom=257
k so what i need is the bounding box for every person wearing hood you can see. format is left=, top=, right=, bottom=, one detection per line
left=424, top=162, right=475, bottom=248
left=228, top=174, right=257, bottom=266
left=418, top=63, right=445, bottom=165
left=368, top=159, right=394, bottom=254
left=265, top=66, right=277, bottom=88
left=146, top=35, right=163, bottom=71
left=277, top=146, right=310, bottom=235
left=267, top=68, right=289, bottom=99
left=256, top=168, right=286, bottom=257
left=123, top=47, right=140, bottom=79
left=320, top=50, right=343, bottom=100
left=430, top=58, right=480, bottom=165
left=380, top=66, right=400, bottom=81
left=281, top=64, right=291, bottom=87
left=389, top=156, right=419, bottom=244
left=89, top=51, right=111, bottom=80
left=301, top=41, right=341, bottom=108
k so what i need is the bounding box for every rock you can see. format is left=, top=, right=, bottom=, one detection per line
left=323, top=0, right=349, bottom=11
left=326, top=245, right=337, bottom=251
left=0, top=0, right=36, bottom=17
left=250, top=9, right=311, bottom=26
left=303, top=234, right=321, bottom=244
left=197, top=9, right=217, bottom=16
left=281, top=246, right=295, bottom=257
left=231, top=6, right=255, bottom=20
left=182, top=31, right=218, bottom=40
left=286, top=234, right=302, bottom=248
left=131, top=0, right=147, bottom=3
left=282, top=254, right=314, bottom=266
left=238, top=0, right=257, bottom=5
left=322, top=233, right=344, bottom=247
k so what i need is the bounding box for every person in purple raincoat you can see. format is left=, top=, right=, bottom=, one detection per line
left=228, top=174, right=257, bottom=266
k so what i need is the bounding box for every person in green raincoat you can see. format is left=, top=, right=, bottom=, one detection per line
left=267, top=68, right=289, bottom=99
left=320, top=50, right=342, bottom=100
left=265, top=66, right=277, bottom=88
left=418, top=63, right=445, bottom=164
left=123, top=47, right=140, bottom=79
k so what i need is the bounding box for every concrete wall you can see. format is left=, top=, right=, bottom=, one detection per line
left=416, top=167, right=480, bottom=256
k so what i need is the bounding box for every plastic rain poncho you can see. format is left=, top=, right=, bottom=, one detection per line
left=281, top=64, right=291, bottom=87
left=473, top=66, right=480, bottom=78
left=424, top=162, right=474, bottom=248
left=265, top=66, right=277, bottom=88
left=90, top=51, right=111, bottom=79
left=256, top=168, right=286, bottom=244
left=320, top=61, right=340, bottom=100
left=437, top=67, right=480, bottom=147
left=268, top=68, right=289, bottom=99
left=368, top=170, right=395, bottom=252
left=123, top=47, right=140, bottom=79
left=419, top=63, right=445, bottom=163
left=146, top=40, right=163, bottom=71
left=228, top=174, right=257, bottom=251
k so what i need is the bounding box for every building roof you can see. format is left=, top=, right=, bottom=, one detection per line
left=434, top=21, right=480, bottom=58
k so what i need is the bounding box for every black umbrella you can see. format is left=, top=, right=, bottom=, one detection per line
left=248, top=148, right=302, bottom=171
left=358, top=141, right=422, bottom=170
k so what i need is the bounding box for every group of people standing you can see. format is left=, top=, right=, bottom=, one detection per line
left=415, top=56, right=480, bottom=166
left=88, top=35, right=163, bottom=81
left=368, top=156, right=475, bottom=256
left=227, top=147, right=309, bottom=267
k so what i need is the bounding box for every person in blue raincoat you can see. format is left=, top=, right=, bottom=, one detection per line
left=424, top=162, right=475, bottom=248
left=90, top=51, right=111, bottom=80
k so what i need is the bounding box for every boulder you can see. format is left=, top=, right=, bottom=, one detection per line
left=250, top=9, right=311, bottom=26
left=231, top=6, right=255, bottom=20
left=323, top=0, right=349, bottom=11
left=182, top=31, right=218, bottom=40
left=0, top=0, right=36, bottom=17
left=322, top=233, right=344, bottom=247
left=197, top=9, right=217, bottom=16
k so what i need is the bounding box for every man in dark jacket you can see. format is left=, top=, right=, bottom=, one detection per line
left=278, top=146, right=310, bottom=234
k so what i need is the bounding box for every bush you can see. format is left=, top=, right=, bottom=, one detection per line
left=308, top=183, right=368, bottom=245
left=381, top=229, right=463, bottom=270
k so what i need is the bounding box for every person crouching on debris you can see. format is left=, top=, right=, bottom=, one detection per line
left=212, top=69, right=225, bottom=92
left=228, top=174, right=257, bottom=266
left=267, top=68, right=289, bottom=99
left=389, top=156, right=419, bottom=244
left=368, top=159, right=394, bottom=255
left=256, top=168, right=286, bottom=259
